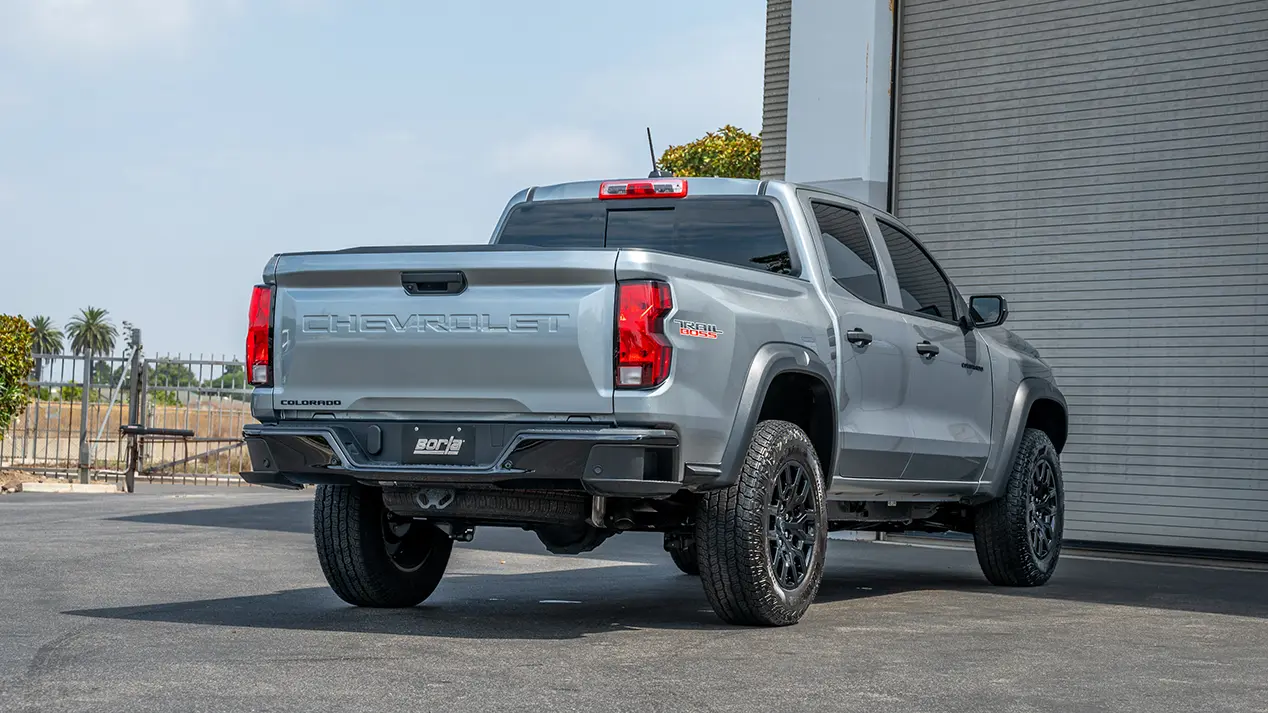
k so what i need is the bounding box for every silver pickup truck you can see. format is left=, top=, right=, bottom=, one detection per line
left=241, top=176, right=1068, bottom=626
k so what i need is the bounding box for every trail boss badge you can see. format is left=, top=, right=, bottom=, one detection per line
left=674, top=319, right=723, bottom=340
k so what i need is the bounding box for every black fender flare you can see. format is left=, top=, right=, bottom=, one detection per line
left=711, top=342, right=837, bottom=489
left=977, top=377, right=1068, bottom=499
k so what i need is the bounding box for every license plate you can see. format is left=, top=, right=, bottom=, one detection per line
left=402, top=425, right=475, bottom=465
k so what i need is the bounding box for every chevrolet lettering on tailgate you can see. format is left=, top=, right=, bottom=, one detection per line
left=301, top=313, right=568, bottom=334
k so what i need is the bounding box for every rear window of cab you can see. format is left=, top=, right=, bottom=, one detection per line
left=495, top=198, right=794, bottom=276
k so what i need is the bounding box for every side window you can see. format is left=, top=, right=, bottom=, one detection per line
left=809, top=202, right=884, bottom=304
left=876, top=221, right=955, bottom=321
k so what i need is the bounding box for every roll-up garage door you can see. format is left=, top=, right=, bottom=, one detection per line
left=893, top=0, right=1268, bottom=553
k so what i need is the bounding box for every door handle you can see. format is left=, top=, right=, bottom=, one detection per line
left=845, top=328, right=873, bottom=346
left=402, top=271, right=467, bottom=295
left=916, top=341, right=940, bottom=359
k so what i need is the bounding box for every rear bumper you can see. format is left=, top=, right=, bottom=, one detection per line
left=240, top=420, right=686, bottom=498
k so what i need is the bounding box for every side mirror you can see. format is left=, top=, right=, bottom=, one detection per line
left=969, top=295, right=1008, bottom=328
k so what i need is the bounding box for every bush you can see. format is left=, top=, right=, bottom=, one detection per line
left=0, top=315, right=35, bottom=439
left=149, top=390, right=182, bottom=407
left=59, top=383, right=82, bottom=402
left=658, top=125, right=762, bottom=179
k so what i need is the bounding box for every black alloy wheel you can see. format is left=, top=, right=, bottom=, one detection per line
left=1027, top=456, right=1059, bottom=561
left=768, top=461, right=817, bottom=590
left=382, top=512, right=434, bottom=573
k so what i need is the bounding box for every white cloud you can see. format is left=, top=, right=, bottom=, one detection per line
left=571, top=17, right=766, bottom=145
left=0, top=0, right=322, bottom=60
left=485, top=17, right=765, bottom=188
left=0, top=86, right=31, bottom=120
left=489, top=128, right=629, bottom=185
left=1, top=0, right=199, bottom=58
left=0, top=178, right=16, bottom=206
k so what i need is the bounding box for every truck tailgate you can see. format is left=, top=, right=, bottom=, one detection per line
left=269, top=248, right=617, bottom=416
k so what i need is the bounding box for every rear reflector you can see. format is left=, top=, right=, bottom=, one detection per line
left=246, top=285, right=273, bottom=387
left=616, top=280, right=673, bottom=389
left=599, top=178, right=687, bottom=200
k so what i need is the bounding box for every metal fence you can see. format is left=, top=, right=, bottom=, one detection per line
left=2, top=346, right=256, bottom=486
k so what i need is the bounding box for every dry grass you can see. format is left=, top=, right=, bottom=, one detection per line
left=0, top=469, right=50, bottom=493
left=2, top=440, right=250, bottom=477
left=4, top=396, right=257, bottom=477
left=12, top=399, right=255, bottom=440
left=187, top=447, right=251, bottom=476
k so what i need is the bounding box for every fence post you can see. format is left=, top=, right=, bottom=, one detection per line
left=127, top=330, right=142, bottom=427
left=78, top=350, right=92, bottom=484
left=139, top=354, right=149, bottom=481
left=125, top=329, right=142, bottom=493
left=29, top=399, right=39, bottom=463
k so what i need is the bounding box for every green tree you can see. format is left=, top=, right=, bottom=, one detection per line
left=0, top=315, right=35, bottom=439
left=148, top=390, right=181, bottom=407
left=150, top=360, right=198, bottom=388
left=92, top=360, right=116, bottom=387
left=67, top=307, right=118, bottom=358
left=145, top=359, right=198, bottom=406
left=28, top=315, right=63, bottom=382
left=657, top=125, right=761, bottom=179
left=203, top=363, right=250, bottom=401
left=57, top=382, right=108, bottom=403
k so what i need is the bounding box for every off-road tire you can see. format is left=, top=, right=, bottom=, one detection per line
left=314, top=483, right=453, bottom=607
left=973, top=428, right=1064, bottom=586
left=695, top=420, right=828, bottom=626
left=666, top=535, right=699, bottom=576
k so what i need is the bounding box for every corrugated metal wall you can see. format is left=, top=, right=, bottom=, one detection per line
left=893, top=0, right=1268, bottom=553
left=760, top=0, right=792, bottom=179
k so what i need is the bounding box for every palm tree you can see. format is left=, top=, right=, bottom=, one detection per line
left=29, top=316, right=64, bottom=382
left=67, top=307, right=117, bottom=357
left=66, top=308, right=118, bottom=391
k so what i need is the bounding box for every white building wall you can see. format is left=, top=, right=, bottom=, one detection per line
left=782, top=0, right=894, bottom=208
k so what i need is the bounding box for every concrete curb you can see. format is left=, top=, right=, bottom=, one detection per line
left=18, top=482, right=124, bottom=494
left=829, top=531, right=880, bottom=541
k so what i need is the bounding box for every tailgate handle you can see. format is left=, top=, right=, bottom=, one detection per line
left=402, top=271, right=467, bottom=295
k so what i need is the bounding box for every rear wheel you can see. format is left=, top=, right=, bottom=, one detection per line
left=314, top=483, right=453, bottom=607
left=973, top=428, right=1064, bottom=586
left=665, top=533, right=699, bottom=575
left=696, top=420, right=828, bottom=626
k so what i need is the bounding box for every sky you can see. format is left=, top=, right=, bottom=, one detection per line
left=0, top=0, right=766, bottom=359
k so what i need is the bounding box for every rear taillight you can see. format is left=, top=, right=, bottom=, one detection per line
left=247, top=285, right=272, bottom=386
left=616, top=280, right=673, bottom=389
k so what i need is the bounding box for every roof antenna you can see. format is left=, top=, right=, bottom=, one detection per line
left=647, top=127, right=672, bottom=178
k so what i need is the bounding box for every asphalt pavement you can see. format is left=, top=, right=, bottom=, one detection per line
left=1, top=485, right=1266, bottom=713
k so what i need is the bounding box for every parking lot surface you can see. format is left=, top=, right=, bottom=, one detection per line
left=2, top=486, right=1266, bottom=713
